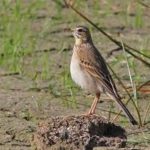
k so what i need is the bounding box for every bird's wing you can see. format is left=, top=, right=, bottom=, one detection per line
left=76, top=44, right=119, bottom=99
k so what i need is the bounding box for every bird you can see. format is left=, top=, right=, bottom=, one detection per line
left=70, top=25, right=137, bottom=125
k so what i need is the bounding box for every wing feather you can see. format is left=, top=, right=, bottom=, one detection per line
left=76, top=44, right=120, bottom=99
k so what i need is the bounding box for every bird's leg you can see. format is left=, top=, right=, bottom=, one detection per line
left=88, top=93, right=100, bottom=115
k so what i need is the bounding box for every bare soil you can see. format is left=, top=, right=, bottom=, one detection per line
left=0, top=1, right=150, bottom=150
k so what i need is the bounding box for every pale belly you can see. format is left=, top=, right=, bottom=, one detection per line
left=70, top=56, right=99, bottom=93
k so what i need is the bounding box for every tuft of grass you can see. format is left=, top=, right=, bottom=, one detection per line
left=0, top=0, right=35, bottom=73
left=134, top=2, right=144, bottom=28
left=60, top=62, right=77, bottom=108
left=126, top=0, right=144, bottom=28
left=121, top=38, right=142, bottom=126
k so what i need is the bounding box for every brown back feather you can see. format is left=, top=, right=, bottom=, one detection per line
left=75, top=43, right=120, bottom=99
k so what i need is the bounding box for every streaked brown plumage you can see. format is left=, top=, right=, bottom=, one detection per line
left=70, top=26, right=137, bottom=125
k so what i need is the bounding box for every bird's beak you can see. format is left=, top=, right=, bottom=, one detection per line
left=71, top=28, right=75, bottom=37
left=71, top=29, right=75, bottom=32
left=71, top=28, right=75, bottom=32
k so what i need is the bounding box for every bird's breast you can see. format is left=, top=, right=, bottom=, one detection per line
left=70, top=52, right=99, bottom=93
left=70, top=55, right=85, bottom=87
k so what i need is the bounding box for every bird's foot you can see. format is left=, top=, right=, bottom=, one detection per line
left=81, top=110, right=99, bottom=117
left=87, top=111, right=107, bottom=119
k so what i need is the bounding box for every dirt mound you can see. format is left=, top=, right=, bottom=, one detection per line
left=32, top=115, right=127, bottom=150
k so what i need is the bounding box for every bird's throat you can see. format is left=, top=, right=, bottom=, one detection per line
left=75, top=38, right=83, bottom=45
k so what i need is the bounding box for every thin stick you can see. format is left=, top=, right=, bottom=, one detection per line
left=108, top=63, right=141, bottom=126
left=137, top=0, right=150, bottom=8
left=137, top=80, right=150, bottom=91
left=124, top=44, right=150, bottom=59
left=65, top=1, right=148, bottom=125
left=111, top=41, right=142, bottom=126
left=121, top=39, right=136, bottom=99
left=65, top=1, right=150, bottom=67
left=118, top=39, right=142, bottom=126
left=143, top=102, right=150, bottom=125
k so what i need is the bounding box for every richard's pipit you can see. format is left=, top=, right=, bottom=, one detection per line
left=70, top=26, right=137, bottom=125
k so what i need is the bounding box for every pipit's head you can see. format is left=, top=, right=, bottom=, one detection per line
left=72, top=26, right=92, bottom=45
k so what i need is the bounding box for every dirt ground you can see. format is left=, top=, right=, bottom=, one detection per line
left=0, top=1, right=150, bottom=149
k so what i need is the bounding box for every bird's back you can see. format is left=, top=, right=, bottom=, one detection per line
left=75, top=42, right=120, bottom=100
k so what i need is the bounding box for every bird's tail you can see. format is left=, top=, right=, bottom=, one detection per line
left=114, top=97, right=138, bottom=125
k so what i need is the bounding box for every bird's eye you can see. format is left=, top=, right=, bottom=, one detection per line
left=78, top=29, right=83, bottom=32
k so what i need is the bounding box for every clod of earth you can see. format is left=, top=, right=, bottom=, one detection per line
left=32, top=115, right=127, bottom=150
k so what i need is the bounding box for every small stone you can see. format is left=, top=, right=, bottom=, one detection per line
left=32, top=115, right=127, bottom=150
left=59, top=127, right=69, bottom=141
left=5, top=111, right=16, bottom=117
